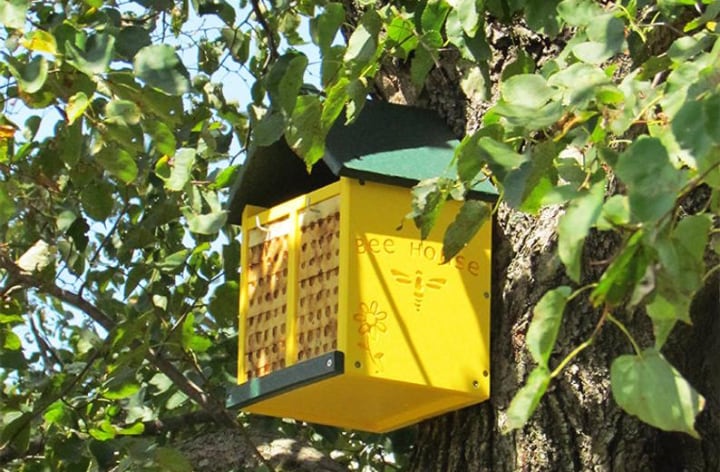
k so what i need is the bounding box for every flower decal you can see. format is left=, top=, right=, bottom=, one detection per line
left=353, top=301, right=387, bottom=338
left=353, top=300, right=387, bottom=371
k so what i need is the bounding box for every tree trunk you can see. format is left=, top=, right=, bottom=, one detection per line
left=408, top=203, right=720, bottom=471
left=381, top=31, right=720, bottom=471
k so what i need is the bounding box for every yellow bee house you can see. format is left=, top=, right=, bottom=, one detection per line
left=226, top=102, right=496, bottom=432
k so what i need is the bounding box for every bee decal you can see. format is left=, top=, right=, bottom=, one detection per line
left=390, top=269, right=447, bottom=312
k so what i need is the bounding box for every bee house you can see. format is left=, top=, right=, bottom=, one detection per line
left=226, top=102, right=496, bottom=432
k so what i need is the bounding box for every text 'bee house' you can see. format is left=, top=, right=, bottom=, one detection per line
left=226, top=102, right=496, bottom=432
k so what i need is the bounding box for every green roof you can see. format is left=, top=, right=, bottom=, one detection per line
left=227, top=101, right=497, bottom=223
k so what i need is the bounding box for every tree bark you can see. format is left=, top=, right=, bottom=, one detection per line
left=393, top=26, right=720, bottom=472
left=409, top=203, right=720, bottom=471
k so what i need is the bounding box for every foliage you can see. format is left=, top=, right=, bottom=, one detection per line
left=0, top=0, right=717, bottom=469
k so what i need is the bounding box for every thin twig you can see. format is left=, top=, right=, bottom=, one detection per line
left=249, top=0, right=279, bottom=67
left=29, top=312, right=64, bottom=371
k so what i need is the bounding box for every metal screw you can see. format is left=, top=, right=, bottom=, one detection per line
left=354, top=361, right=361, bottom=368
left=483, top=292, right=490, bottom=299
left=325, top=358, right=333, bottom=368
left=472, top=380, right=479, bottom=389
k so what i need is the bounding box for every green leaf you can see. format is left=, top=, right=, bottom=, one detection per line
left=321, top=45, right=345, bottom=86
left=23, top=114, right=40, bottom=140
left=165, top=391, right=188, bottom=410
left=459, top=65, right=488, bottom=101
left=591, top=231, right=648, bottom=307
left=65, top=32, right=115, bottom=76
left=115, top=422, right=144, bottom=436
left=116, top=26, right=152, bottom=60
left=501, top=51, right=535, bottom=81
left=525, top=0, right=561, bottom=36
left=548, top=63, right=610, bottom=108
left=572, top=14, right=626, bottom=64
left=445, top=8, right=490, bottom=61
left=490, top=100, right=564, bottom=130
left=66, top=92, right=89, bottom=125
left=134, top=44, right=190, bottom=95
left=614, top=137, right=685, bottom=223
left=145, top=120, right=177, bottom=156
left=501, top=74, right=556, bottom=108
left=0, top=182, right=15, bottom=225
left=43, top=401, right=69, bottom=425
left=411, top=31, right=442, bottom=88
left=6, top=55, right=48, bottom=94
left=266, top=52, right=308, bottom=114
left=410, top=178, right=450, bottom=239
left=158, top=249, right=190, bottom=271
left=221, top=28, right=250, bottom=64
left=557, top=180, right=605, bottom=282
left=95, top=147, right=138, bottom=184
left=0, top=0, right=28, bottom=30
left=344, top=10, right=381, bottom=70
left=527, top=286, right=572, bottom=367
left=89, top=422, right=115, bottom=441
left=310, top=3, right=345, bottom=53
left=183, top=209, right=227, bottom=235
left=503, top=141, right=559, bottom=214
left=672, top=98, right=715, bottom=163
left=285, top=95, right=326, bottom=167
left=595, top=194, right=630, bottom=230
left=421, top=0, right=450, bottom=32
left=81, top=181, right=114, bottom=221
left=1, top=412, right=31, bottom=454
left=181, top=313, right=213, bottom=352
left=2, top=327, right=20, bottom=350
left=105, top=99, right=142, bottom=126
left=253, top=110, right=286, bottom=147
left=159, top=148, right=195, bottom=192
left=473, top=137, right=524, bottom=182
left=211, top=164, right=240, bottom=189
left=442, top=200, right=492, bottom=261
left=208, top=281, right=239, bottom=326
left=611, top=349, right=705, bottom=438
left=193, top=0, right=235, bottom=25
left=557, top=0, right=604, bottom=26
left=646, top=294, right=684, bottom=349
left=386, top=16, right=418, bottom=59
left=0, top=314, right=22, bottom=324
left=448, top=0, right=479, bottom=36
left=649, top=214, right=713, bottom=331
left=155, top=447, right=193, bottom=472
left=504, top=366, right=551, bottom=432
left=103, top=382, right=141, bottom=400
left=322, top=77, right=350, bottom=131
left=668, top=35, right=714, bottom=64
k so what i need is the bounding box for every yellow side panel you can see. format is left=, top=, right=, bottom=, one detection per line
left=244, top=375, right=482, bottom=433
left=340, top=178, right=491, bottom=398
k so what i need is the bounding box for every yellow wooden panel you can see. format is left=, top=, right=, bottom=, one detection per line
left=244, top=374, right=484, bottom=433
left=341, top=178, right=491, bottom=396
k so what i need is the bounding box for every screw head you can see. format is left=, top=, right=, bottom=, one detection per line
left=326, top=358, right=333, bottom=368
left=354, top=361, right=361, bottom=368
left=472, top=380, right=479, bottom=389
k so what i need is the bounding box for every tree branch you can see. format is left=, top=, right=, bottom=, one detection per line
left=0, top=254, right=277, bottom=470
left=249, top=0, right=279, bottom=66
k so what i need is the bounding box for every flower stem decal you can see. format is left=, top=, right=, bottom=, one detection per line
left=353, top=301, right=387, bottom=370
